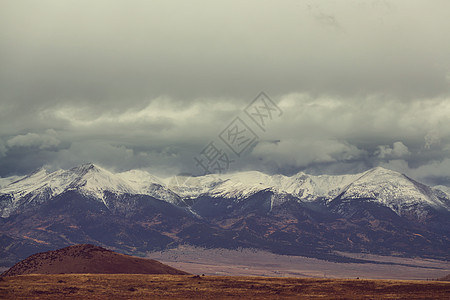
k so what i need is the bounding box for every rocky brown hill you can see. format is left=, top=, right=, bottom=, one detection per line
left=1, top=244, right=189, bottom=276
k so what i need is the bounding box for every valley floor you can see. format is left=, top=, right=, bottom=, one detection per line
left=1, top=274, right=449, bottom=299
left=147, top=246, right=450, bottom=280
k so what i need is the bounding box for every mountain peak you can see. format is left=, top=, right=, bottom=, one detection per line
left=367, top=166, right=401, bottom=175
left=70, top=163, right=103, bottom=175
left=359, top=167, right=407, bottom=182
left=338, top=166, right=447, bottom=216
left=81, top=162, right=97, bottom=169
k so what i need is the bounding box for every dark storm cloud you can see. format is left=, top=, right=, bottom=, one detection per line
left=243, top=94, right=450, bottom=180
left=0, top=1, right=450, bottom=185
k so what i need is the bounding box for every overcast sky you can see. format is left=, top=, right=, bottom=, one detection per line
left=1, top=0, right=450, bottom=185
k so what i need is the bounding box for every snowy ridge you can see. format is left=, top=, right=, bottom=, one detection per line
left=0, top=164, right=134, bottom=202
left=156, top=167, right=450, bottom=216
left=117, top=169, right=181, bottom=204
left=162, top=171, right=361, bottom=202
left=0, top=175, right=24, bottom=189
left=338, top=167, right=447, bottom=215
left=432, top=185, right=450, bottom=208
left=0, top=163, right=176, bottom=217
left=162, top=171, right=362, bottom=205
left=1, top=163, right=449, bottom=218
left=434, top=185, right=450, bottom=197
left=164, top=174, right=225, bottom=199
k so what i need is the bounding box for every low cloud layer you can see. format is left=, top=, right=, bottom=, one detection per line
left=6, top=130, right=61, bottom=150
left=1, top=1, right=449, bottom=186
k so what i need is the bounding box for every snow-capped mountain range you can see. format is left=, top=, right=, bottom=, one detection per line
left=1, top=163, right=450, bottom=266
left=1, top=163, right=449, bottom=218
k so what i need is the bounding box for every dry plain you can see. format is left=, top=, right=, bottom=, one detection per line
left=1, top=274, right=450, bottom=299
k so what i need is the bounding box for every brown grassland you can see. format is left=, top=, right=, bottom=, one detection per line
left=1, top=274, right=449, bottom=299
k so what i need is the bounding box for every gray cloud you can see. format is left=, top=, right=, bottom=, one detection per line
left=375, top=142, right=410, bottom=159
left=0, top=138, right=6, bottom=158
left=7, top=130, right=60, bottom=150
left=1, top=0, right=449, bottom=105
left=252, top=139, right=366, bottom=168
left=0, top=1, right=450, bottom=186
left=424, top=129, right=442, bottom=150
